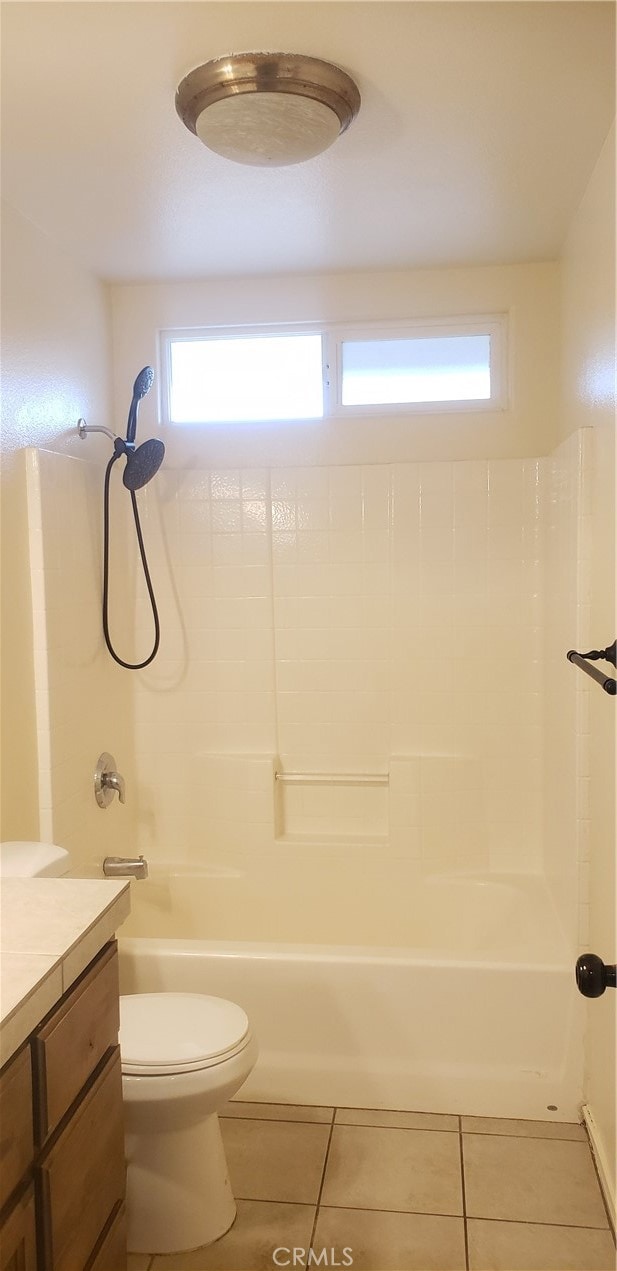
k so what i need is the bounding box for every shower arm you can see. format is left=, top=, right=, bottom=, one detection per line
left=77, top=419, right=119, bottom=442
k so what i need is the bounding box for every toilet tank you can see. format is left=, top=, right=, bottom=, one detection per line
left=0, top=840, right=71, bottom=877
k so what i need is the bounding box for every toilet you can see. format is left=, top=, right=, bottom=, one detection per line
left=119, top=991, right=258, bottom=1255
left=0, top=840, right=71, bottom=877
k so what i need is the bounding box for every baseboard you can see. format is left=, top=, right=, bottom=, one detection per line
left=582, top=1103, right=616, bottom=1234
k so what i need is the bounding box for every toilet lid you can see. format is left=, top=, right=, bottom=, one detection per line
left=119, top=992, right=250, bottom=1073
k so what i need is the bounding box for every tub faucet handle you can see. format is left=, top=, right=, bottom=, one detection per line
left=103, top=769, right=125, bottom=803
left=95, top=752, right=126, bottom=807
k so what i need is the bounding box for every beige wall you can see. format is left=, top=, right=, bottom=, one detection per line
left=560, top=127, right=616, bottom=1208
left=1, top=203, right=112, bottom=461
left=1, top=202, right=110, bottom=838
left=0, top=204, right=135, bottom=859
left=109, top=261, right=559, bottom=469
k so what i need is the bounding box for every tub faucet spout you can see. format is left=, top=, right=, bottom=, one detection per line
left=103, top=855, right=148, bottom=879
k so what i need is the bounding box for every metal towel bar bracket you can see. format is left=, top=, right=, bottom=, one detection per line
left=567, top=640, right=616, bottom=695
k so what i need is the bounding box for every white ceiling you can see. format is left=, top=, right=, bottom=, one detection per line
left=1, top=2, right=614, bottom=282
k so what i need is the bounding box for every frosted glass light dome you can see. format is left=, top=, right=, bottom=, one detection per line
left=176, top=53, right=360, bottom=167
left=195, top=92, right=342, bottom=166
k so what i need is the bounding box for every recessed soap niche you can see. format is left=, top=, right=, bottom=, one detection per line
left=192, top=754, right=422, bottom=851
left=274, top=768, right=389, bottom=843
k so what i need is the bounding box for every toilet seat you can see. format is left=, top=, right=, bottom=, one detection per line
left=120, top=992, right=250, bottom=1076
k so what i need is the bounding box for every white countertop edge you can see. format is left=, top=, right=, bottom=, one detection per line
left=0, top=877, right=132, bottom=956
left=0, top=957, right=64, bottom=1067
left=0, top=882, right=131, bottom=1068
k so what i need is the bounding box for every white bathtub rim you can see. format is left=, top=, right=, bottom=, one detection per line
left=119, top=936, right=584, bottom=1122
left=119, top=934, right=571, bottom=972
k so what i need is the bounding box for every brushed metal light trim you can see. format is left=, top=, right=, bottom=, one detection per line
left=176, top=52, right=361, bottom=140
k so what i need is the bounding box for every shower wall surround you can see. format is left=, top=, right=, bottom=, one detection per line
left=27, top=435, right=592, bottom=943
left=27, top=447, right=139, bottom=870
left=128, top=455, right=547, bottom=874
left=543, top=430, right=593, bottom=947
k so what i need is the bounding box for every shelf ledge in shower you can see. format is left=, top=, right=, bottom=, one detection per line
left=275, top=834, right=389, bottom=848
left=275, top=772, right=389, bottom=786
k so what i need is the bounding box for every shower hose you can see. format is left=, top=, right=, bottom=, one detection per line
left=102, top=450, right=160, bottom=669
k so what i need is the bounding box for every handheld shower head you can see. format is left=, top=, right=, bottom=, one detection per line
left=103, top=374, right=164, bottom=668
left=127, top=365, right=155, bottom=443
left=134, top=366, right=155, bottom=400
left=123, top=438, right=166, bottom=491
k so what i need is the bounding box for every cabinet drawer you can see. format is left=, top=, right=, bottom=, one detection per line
left=0, top=1045, right=33, bottom=1212
left=38, top=1047, right=125, bottom=1271
left=0, top=1184, right=37, bottom=1271
left=86, top=1203, right=126, bottom=1271
left=33, top=942, right=119, bottom=1142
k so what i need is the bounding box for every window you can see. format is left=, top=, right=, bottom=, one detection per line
left=340, top=334, right=492, bottom=406
left=166, top=331, right=324, bottom=423
left=161, top=316, right=506, bottom=424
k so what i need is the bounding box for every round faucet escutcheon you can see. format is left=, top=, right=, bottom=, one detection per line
left=94, top=752, right=126, bottom=807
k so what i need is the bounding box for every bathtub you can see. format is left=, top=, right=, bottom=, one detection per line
left=118, top=859, right=584, bottom=1121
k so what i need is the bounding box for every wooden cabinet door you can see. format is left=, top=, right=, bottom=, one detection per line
left=37, top=1049, right=125, bottom=1271
left=0, top=1046, right=33, bottom=1213
left=33, top=943, right=119, bottom=1143
left=0, top=1185, right=37, bottom=1271
left=85, top=1204, right=126, bottom=1271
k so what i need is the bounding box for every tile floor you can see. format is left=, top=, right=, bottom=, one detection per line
left=127, top=1103, right=616, bottom=1271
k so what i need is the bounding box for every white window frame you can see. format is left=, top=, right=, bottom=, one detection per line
left=328, top=315, right=508, bottom=416
left=159, top=323, right=329, bottom=426
left=158, top=314, right=508, bottom=426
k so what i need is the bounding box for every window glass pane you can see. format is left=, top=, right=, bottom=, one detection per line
left=341, top=334, right=491, bottom=405
left=170, top=334, right=324, bottom=423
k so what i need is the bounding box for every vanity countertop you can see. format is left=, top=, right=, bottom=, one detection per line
left=0, top=877, right=131, bottom=1066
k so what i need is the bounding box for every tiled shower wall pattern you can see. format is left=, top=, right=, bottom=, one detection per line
left=131, top=457, right=545, bottom=874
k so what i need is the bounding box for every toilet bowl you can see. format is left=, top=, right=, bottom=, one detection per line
left=119, top=991, right=258, bottom=1255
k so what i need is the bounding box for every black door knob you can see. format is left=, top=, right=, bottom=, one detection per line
left=575, top=954, right=617, bottom=998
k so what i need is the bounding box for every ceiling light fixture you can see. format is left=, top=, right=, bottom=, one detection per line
left=175, top=52, right=361, bottom=167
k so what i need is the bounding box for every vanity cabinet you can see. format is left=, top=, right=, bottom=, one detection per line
left=0, top=1044, right=34, bottom=1212
left=0, top=1185, right=37, bottom=1271
left=0, top=942, right=126, bottom=1271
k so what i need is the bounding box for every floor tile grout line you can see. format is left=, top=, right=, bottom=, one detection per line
left=234, top=1197, right=316, bottom=1207
left=221, top=1113, right=333, bottom=1123
left=231, top=1102, right=335, bottom=1110
left=232, top=1197, right=610, bottom=1230
left=459, top=1116, right=470, bottom=1271
left=225, top=1116, right=587, bottom=1141
left=309, top=1115, right=337, bottom=1250
left=330, top=1121, right=462, bottom=1135
left=467, top=1217, right=616, bottom=1235
left=461, top=1130, right=587, bottom=1141
left=235, top=1199, right=465, bottom=1219
left=228, top=1104, right=586, bottom=1139
left=232, top=1101, right=584, bottom=1125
